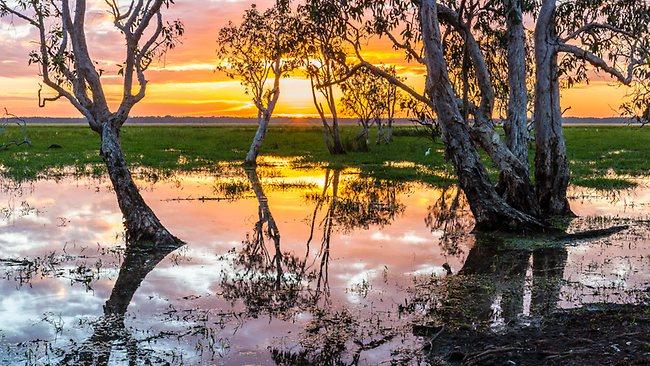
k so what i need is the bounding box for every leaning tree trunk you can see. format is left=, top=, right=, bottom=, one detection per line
left=245, top=111, right=271, bottom=165
left=100, top=124, right=181, bottom=245
left=420, top=0, right=547, bottom=232
left=534, top=0, right=572, bottom=216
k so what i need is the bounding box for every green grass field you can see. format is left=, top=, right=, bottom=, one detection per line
left=0, top=125, right=648, bottom=188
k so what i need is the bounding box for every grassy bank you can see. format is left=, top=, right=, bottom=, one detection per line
left=0, top=125, right=648, bottom=188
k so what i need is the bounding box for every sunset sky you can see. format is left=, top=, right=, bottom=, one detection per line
left=0, top=0, right=633, bottom=118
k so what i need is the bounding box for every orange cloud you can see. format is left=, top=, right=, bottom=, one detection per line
left=0, top=0, right=635, bottom=118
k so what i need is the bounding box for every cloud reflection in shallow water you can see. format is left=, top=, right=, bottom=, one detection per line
left=0, top=164, right=648, bottom=364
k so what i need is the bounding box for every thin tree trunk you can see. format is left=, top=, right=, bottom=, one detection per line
left=534, top=0, right=572, bottom=216
left=498, top=0, right=534, bottom=214
left=355, top=122, right=370, bottom=151
left=504, top=0, right=529, bottom=168
left=329, top=117, right=345, bottom=154
left=245, top=112, right=271, bottom=165
left=310, top=76, right=345, bottom=155
left=385, top=119, right=393, bottom=143
left=100, top=124, right=181, bottom=245
left=322, top=117, right=345, bottom=155
left=420, top=0, right=547, bottom=232
left=376, top=119, right=384, bottom=145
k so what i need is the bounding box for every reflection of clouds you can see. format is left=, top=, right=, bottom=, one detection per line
left=341, top=266, right=381, bottom=304
left=399, top=232, right=429, bottom=244
left=406, top=264, right=446, bottom=277
left=0, top=166, right=648, bottom=363
left=154, top=258, right=233, bottom=295
left=370, top=231, right=391, bottom=241
left=0, top=279, right=105, bottom=341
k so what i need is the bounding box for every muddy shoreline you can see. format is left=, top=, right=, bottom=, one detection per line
left=423, top=304, right=649, bottom=365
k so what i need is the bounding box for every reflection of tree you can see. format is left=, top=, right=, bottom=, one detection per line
left=220, top=168, right=316, bottom=318
left=271, top=308, right=397, bottom=366
left=266, top=170, right=410, bottom=364
left=305, top=172, right=407, bottom=233
left=417, top=237, right=568, bottom=329
left=425, top=185, right=474, bottom=256
left=305, top=169, right=341, bottom=301
left=334, top=177, right=406, bottom=232
left=60, top=240, right=183, bottom=365
left=304, top=170, right=408, bottom=299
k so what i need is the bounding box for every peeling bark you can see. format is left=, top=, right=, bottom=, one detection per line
left=534, top=0, right=572, bottom=216
left=435, top=4, right=540, bottom=217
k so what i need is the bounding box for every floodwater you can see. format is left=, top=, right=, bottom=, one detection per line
left=0, top=159, right=648, bottom=365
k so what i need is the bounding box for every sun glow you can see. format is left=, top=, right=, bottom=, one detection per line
left=0, top=0, right=635, bottom=118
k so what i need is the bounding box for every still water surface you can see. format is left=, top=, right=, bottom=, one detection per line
left=0, top=160, right=648, bottom=364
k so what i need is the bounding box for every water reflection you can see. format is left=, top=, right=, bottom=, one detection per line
left=221, top=168, right=315, bottom=318
left=451, top=239, right=568, bottom=329
left=0, top=163, right=647, bottom=364
left=60, top=240, right=183, bottom=365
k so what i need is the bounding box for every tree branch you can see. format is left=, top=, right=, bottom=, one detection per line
left=557, top=43, right=640, bottom=85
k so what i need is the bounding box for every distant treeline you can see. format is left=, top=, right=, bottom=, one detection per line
left=19, top=116, right=638, bottom=126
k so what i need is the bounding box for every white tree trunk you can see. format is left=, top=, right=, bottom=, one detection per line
left=245, top=112, right=271, bottom=165
left=534, top=0, right=572, bottom=216
left=420, top=0, right=546, bottom=232
left=505, top=0, right=529, bottom=168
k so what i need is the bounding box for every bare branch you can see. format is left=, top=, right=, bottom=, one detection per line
left=557, top=43, right=640, bottom=85
left=562, top=22, right=636, bottom=43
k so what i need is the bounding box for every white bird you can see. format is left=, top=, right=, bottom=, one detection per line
left=425, top=148, right=431, bottom=156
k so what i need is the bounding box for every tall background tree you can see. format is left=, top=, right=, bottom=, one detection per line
left=534, top=0, right=650, bottom=215
left=299, top=0, right=348, bottom=155
left=0, top=0, right=184, bottom=244
left=217, top=0, right=301, bottom=165
left=339, top=67, right=385, bottom=150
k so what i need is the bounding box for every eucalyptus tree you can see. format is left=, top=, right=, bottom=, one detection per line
left=312, top=0, right=649, bottom=231
left=217, top=0, right=302, bottom=165
left=0, top=0, right=184, bottom=244
left=375, top=65, right=403, bottom=144
left=299, top=0, right=347, bottom=154
left=339, top=67, right=385, bottom=150
left=335, top=0, right=545, bottom=230
left=534, top=0, right=649, bottom=215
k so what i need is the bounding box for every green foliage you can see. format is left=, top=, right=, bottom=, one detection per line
left=216, top=1, right=302, bottom=112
